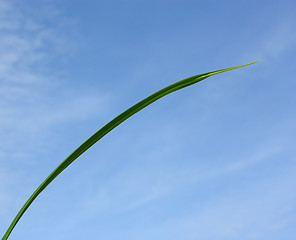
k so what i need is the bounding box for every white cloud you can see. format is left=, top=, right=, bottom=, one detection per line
left=112, top=159, right=296, bottom=240
left=0, top=1, right=107, bottom=222
left=0, top=0, right=108, bottom=161
left=243, top=15, right=296, bottom=62
left=263, top=19, right=296, bottom=58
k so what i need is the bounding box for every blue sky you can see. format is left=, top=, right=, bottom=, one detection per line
left=0, top=0, right=295, bottom=239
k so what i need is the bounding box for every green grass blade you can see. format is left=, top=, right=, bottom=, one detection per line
left=1, top=60, right=260, bottom=240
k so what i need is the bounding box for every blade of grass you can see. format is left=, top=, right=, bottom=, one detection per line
left=2, top=60, right=261, bottom=240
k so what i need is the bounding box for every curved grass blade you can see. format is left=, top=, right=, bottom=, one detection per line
left=2, top=60, right=261, bottom=240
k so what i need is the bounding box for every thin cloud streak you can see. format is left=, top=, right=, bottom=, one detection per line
left=0, top=0, right=106, bottom=227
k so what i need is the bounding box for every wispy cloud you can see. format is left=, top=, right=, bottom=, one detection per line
left=151, top=166, right=296, bottom=240
left=72, top=126, right=285, bottom=218
left=0, top=0, right=106, bottom=222
left=0, top=1, right=107, bottom=162
left=243, top=15, right=296, bottom=62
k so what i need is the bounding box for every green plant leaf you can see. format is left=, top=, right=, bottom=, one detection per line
left=1, top=60, right=261, bottom=240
